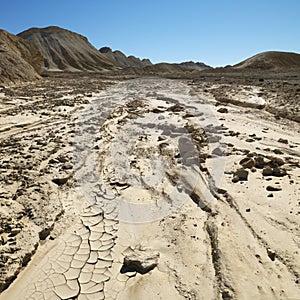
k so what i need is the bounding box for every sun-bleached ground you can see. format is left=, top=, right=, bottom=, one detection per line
left=0, top=77, right=299, bottom=300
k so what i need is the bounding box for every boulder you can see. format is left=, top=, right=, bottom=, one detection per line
left=121, top=246, right=160, bottom=275
left=262, top=166, right=273, bottom=176
left=240, top=157, right=255, bottom=169
left=217, top=107, right=228, bottom=113
left=232, top=168, right=249, bottom=182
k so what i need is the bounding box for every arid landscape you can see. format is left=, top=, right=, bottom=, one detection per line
left=0, top=26, right=299, bottom=300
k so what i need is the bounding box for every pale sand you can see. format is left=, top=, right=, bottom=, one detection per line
left=0, top=78, right=299, bottom=299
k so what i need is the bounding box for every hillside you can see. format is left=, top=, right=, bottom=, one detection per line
left=233, top=51, right=300, bottom=70
left=18, top=26, right=117, bottom=72
left=99, top=47, right=152, bottom=68
left=0, top=30, right=43, bottom=85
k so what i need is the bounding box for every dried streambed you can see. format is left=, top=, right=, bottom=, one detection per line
left=0, top=77, right=299, bottom=299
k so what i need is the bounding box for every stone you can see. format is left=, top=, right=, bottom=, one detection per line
left=254, top=156, right=265, bottom=169
left=245, top=138, right=255, bottom=143
left=121, top=246, right=160, bottom=275
left=233, top=168, right=249, bottom=181
left=52, top=176, right=69, bottom=185
left=240, top=157, right=255, bottom=169
left=278, top=138, right=288, bottom=144
left=273, top=167, right=287, bottom=177
left=266, top=185, right=282, bottom=192
left=217, top=107, right=228, bottom=113
left=262, top=166, right=273, bottom=176
left=62, top=162, right=73, bottom=170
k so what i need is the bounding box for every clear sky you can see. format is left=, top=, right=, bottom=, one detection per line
left=1, top=0, right=299, bottom=67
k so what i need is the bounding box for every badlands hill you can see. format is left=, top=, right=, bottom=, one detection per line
left=18, top=26, right=117, bottom=72
left=233, top=51, right=300, bottom=70
left=99, top=46, right=152, bottom=68
left=0, top=30, right=43, bottom=84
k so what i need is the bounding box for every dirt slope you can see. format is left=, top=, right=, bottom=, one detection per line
left=233, top=51, right=300, bottom=70
left=0, top=30, right=43, bottom=85
left=18, top=26, right=118, bottom=72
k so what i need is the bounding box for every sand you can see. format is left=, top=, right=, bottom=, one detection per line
left=0, top=77, right=299, bottom=299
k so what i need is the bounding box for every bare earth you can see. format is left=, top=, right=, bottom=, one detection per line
left=0, top=76, right=299, bottom=300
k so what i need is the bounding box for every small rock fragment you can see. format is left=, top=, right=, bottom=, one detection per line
left=278, top=138, right=288, bottom=144
left=266, top=185, right=282, bottom=192
left=232, top=168, right=249, bottom=182
left=262, top=166, right=273, bottom=176
left=217, top=107, right=228, bottom=113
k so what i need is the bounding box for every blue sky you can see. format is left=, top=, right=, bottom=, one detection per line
left=1, top=0, right=299, bottom=67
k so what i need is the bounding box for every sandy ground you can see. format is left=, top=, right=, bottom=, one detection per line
left=0, top=77, right=299, bottom=299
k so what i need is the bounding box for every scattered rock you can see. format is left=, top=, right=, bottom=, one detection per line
left=245, top=138, right=255, bottom=143
left=266, top=185, right=282, bottom=192
left=217, top=107, right=228, bottom=113
left=62, top=162, right=73, bottom=170
left=52, top=176, right=69, bottom=186
left=121, top=246, right=160, bottom=275
left=262, top=166, right=273, bottom=176
left=273, top=149, right=283, bottom=155
left=254, top=156, right=266, bottom=169
left=278, top=138, right=288, bottom=144
left=232, top=168, right=249, bottom=182
left=267, top=249, right=276, bottom=261
left=240, top=157, right=255, bottom=169
left=272, top=167, right=287, bottom=177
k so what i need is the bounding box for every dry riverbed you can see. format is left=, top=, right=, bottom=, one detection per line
left=0, top=76, right=299, bottom=300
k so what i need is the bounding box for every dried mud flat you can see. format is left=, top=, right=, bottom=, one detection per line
left=0, top=75, right=299, bottom=300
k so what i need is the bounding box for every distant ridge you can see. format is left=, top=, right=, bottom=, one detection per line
left=99, top=47, right=152, bottom=68
left=232, top=51, right=300, bottom=70
left=178, top=61, right=211, bottom=71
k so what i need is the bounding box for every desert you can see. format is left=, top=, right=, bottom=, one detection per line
left=0, top=23, right=299, bottom=300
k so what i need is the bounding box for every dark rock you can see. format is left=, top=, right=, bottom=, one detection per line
left=266, top=185, right=282, bottom=191
left=254, top=156, right=266, bottom=168
left=268, top=156, right=285, bottom=167
left=262, top=166, right=273, bottom=176
left=245, top=138, right=255, bottom=143
left=267, top=249, right=276, bottom=261
left=273, top=149, right=283, bottom=155
left=278, top=138, right=288, bottom=144
left=273, top=167, right=287, bottom=177
left=233, top=168, right=249, bottom=181
left=232, top=176, right=239, bottom=183
left=217, top=107, right=228, bottom=113
left=240, top=157, right=255, bottom=169
left=52, top=177, right=69, bottom=186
